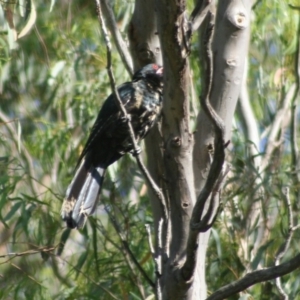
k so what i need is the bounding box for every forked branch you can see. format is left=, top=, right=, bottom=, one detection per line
left=182, top=11, right=227, bottom=281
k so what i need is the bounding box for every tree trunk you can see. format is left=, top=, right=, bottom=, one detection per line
left=193, top=2, right=251, bottom=299
left=129, top=0, right=251, bottom=298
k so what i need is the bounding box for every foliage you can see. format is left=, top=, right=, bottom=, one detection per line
left=0, top=0, right=299, bottom=299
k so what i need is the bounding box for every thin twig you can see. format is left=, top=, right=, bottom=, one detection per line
left=189, top=0, right=212, bottom=34
left=290, top=6, right=300, bottom=199
left=275, top=187, right=294, bottom=299
left=57, top=255, right=119, bottom=300
left=104, top=203, right=154, bottom=295
left=155, top=219, right=164, bottom=300
left=276, top=188, right=294, bottom=260
left=97, top=217, right=153, bottom=299
left=10, top=262, right=43, bottom=286
left=136, top=158, right=169, bottom=223
left=145, top=224, right=155, bottom=256
left=95, top=0, right=168, bottom=224
left=289, top=4, right=300, bottom=10
left=102, top=186, right=155, bottom=291
left=95, top=0, right=139, bottom=154
left=108, top=213, right=155, bottom=288
left=0, top=246, right=56, bottom=262
left=206, top=253, right=300, bottom=300
left=0, top=110, right=39, bottom=196
left=156, top=218, right=164, bottom=277
left=96, top=219, right=123, bottom=251
left=260, top=85, right=295, bottom=172
left=100, top=0, right=133, bottom=75
left=145, top=223, right=163, bottom=298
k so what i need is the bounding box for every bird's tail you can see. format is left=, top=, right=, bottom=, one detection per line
left=61, top=160, right=106, bottom=229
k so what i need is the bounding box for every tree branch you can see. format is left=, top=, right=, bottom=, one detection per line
left=290, top=5, right=300, bottom=198
left=260, top=84, right=295, bottom=172
left=182, top=12, right=226, bottom=282
left=206, top=186, right=300, bottom=300
left=100, top=0, right=133, bottom=75
left=275, top=187, right=296, bottom=299
left=146, top=221, right=163, bottom=300
left=189, top=0, right=212, bottom=34
left=206, top=253, right=300, bottom=300
left=103, top=202, right=154, bottom=296
left=0, top=246, right=56, bottom=261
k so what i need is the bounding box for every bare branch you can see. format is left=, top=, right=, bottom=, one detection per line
left=237, top=59, right=261, bottom=168
left=145, top=224, right=155, bottom=256
left=0, top=246, right=56, bottom=261
left=206, top=253, right=300, bottom=300
left=103, top=203, right=154, bottom=297
left=96, top=219, right=123, bottom=252
left=9, top=262, right=43, bottom=286
left=100, top=0, right=133, bottom=75
left=135, top=157, right=169, bottom=224
left=156, top=218, right=164, bottom=277
left=189, top=0, right=213, bottom=33
left=146, top=221, right=164, bottom=300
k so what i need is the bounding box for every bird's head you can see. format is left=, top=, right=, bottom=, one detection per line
left=133, top=64, right=163, bottom=88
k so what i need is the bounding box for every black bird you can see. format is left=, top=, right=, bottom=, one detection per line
left=61, top=64, right=163, bottom=229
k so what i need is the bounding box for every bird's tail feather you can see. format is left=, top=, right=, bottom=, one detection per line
left=61, top=160, right=106, bottom=229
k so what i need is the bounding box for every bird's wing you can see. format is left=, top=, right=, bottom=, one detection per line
left=76, top=82, right=134, bottom=167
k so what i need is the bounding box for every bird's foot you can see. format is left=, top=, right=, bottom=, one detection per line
left=131, top=146, right=141, bottom=157
left=120, top=115, right=131, bottom=124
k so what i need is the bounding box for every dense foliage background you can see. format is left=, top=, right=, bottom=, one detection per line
left=0, top=1, right=300, bottom=299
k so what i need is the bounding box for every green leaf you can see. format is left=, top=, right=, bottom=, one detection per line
left=49, top=0, right=56, bottom=12
left=129, top=292, right=142, bottom=300
left=211, top=228, right=222, bottom=261
left=251, top=239, right=274, bottom=270
left=18, top=0, right=36, bottom=39
left=75, top=251, right=89, bottom=279
left=57, top=229, right=71, bottom=256
left=4, top=201, right=22, bottom=221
